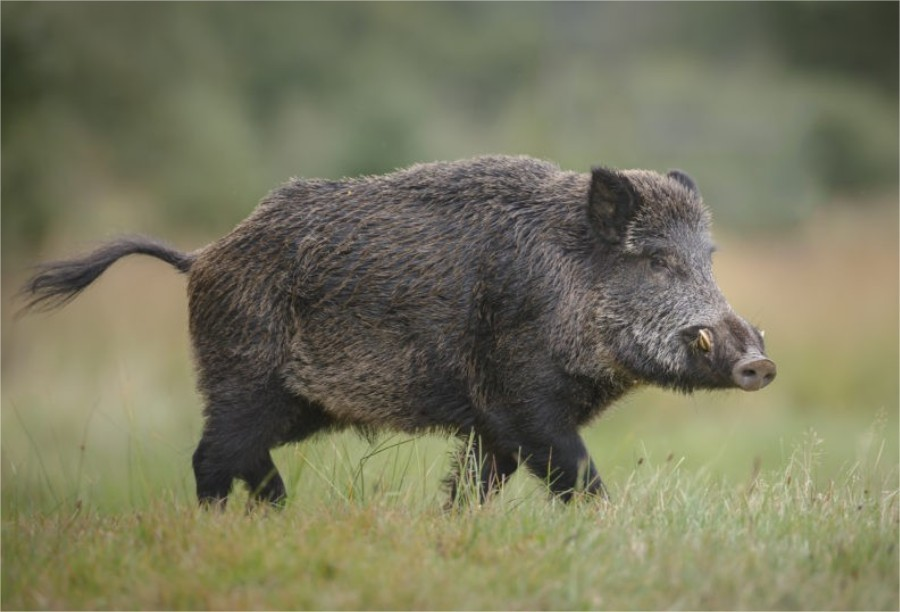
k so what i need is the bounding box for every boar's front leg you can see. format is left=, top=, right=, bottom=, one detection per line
left=519, top=428, right=609, bottom=502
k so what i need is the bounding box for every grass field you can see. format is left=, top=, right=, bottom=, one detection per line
left=2, top=204, right=898, bottom=610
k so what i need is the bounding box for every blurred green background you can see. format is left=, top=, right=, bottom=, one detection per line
left=2, top=2, right=897, bottom=254
left=2, top=2, right=897, bottom=511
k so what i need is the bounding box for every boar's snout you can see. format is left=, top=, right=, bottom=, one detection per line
left=731, top=354, right=776, bottom=391
left=683, top=319, right=776, bottom=392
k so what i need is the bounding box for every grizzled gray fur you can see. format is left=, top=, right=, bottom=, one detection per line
left=22, top=155, right=775, bottom=507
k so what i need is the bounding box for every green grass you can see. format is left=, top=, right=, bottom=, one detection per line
left=2, top=429, right=896, bottom=610
left=3, top=206, right=898, bottom=609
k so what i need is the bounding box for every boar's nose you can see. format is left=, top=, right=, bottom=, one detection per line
left=732, top=356, right=776, bottom=391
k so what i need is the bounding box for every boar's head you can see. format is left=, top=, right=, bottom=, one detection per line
left=588, top=167, right=775, bottom=393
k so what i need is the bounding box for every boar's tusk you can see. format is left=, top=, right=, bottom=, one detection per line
left=697, top=328, right=713, bottom=353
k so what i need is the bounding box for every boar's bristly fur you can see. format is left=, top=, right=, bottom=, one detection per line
left=21, top=155, right=775, bottom=507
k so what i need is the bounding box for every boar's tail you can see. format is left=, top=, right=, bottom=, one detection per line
left=19, top=235, right=195, bottom=313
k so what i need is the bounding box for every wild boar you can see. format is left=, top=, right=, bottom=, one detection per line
left=22, top=155, right=776, bottom=507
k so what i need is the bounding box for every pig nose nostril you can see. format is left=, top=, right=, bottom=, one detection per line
left=732, top=357, right=777, bottom=391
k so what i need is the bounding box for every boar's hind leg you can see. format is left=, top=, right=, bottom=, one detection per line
left=447, top=434, right=519, bottom=506
left=192, top=386, right=332, bottom=508
left=191, top=438, right=286, bottom=508
left=240, top=452, right=287, bottom=506
left=192, top=430, right=287, bottom=508
left=192, top=433, right=241, bottom=508
left=193, top=427, right=292, bottom=508
left=521, top=430, right=609, bottom=502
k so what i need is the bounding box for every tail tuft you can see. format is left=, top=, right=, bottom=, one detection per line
left=20, top=235, right=194, bottom=313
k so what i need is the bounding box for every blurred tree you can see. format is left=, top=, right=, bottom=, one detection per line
left=762, top=2, right=898, bottom=96
left=2, top=2, right=896, bottom=261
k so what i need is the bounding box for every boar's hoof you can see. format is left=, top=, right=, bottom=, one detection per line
left=732, top=357, right=776, bottom=391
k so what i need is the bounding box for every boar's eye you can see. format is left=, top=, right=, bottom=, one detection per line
left=648, top=253, right=670, bottom=272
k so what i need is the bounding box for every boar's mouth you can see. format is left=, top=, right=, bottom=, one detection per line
left=680, top=325, right=776, bottom=392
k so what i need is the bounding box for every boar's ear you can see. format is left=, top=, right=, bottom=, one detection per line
left=667, top=169, right=701, bottom=198
left=588, top=167, right=641, bottom=244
